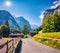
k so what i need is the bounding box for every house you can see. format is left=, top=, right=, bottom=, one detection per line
left=9, top=33, right=24, bottom=38
left=30, top=31, right=38, bottom=37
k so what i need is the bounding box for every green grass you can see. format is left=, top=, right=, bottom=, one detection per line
left=32, top=31, right=60, bottom=50
left=24, top=35, right=28, bottom=38
left=2, top=38, right=21, bottom=41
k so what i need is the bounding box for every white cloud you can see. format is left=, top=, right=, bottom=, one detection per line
left=39, top=11, right=45, bottom=20
left=50, top=0, right=60, bottom=9
left=51, top=3, right=60, bottom=9
left=39, top=0, right=60, bottom=22
left=53, top=1, right=59, bottom=4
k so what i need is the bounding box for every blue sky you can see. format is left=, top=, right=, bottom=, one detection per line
left=0, top=0, right=58, bottom=26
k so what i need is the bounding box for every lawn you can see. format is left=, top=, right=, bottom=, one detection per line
left=32, top=31, right=60, bottom=50
left=2, top=37, right=21, bottom=40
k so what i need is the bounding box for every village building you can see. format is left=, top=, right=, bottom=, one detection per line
left=30, top=31, right=38, bottom=37
left=9, top=33, right=24, bottom=38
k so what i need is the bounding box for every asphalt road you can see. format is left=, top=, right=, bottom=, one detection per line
left=19, top=38, right=60, bottom=53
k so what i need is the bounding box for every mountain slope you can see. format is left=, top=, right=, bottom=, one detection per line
left=43, top=5, right=60, bottom=19
left=31, top=25, right=38, bottom=29
left=0, top=10, right=20, bottom=29
left=16, top=16, right=32, bottom=30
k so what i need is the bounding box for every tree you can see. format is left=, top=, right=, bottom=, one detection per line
left=1, top=25, right=10, bottom=37
left=5, top=20, right=9, bottom=26
left=22, top=25, right=30, bottom=35
left=42, top=13, right=60, bottom=32
left=33, top=25, right=42, bottom=32
left=11, top=29, right=21, bottom=33
left=5, top=20, right=10, bottom=32
left=0, top=27, right=2, bottom=35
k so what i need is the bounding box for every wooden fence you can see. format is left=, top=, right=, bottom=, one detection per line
left=0, top=39, right=14, bottom=53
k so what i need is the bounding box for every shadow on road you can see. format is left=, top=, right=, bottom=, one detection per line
left=18, top=40, right=23, bottom=53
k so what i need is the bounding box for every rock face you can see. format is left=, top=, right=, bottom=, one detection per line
left=0, top=10, right=32, bottom=30
left=31, top=25, right=38, bottom=29
left=43, top=9, right=55, bottom=18
left=16, top=16, right=32, bottom=30
left=0, top=10, right=20, bottom=29
left=55, top=5, right=60, bottom=13
left=43, top=5, right=60, bottom=18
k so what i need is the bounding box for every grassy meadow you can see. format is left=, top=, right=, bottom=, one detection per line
left=32, top=31, right=60, bottom=50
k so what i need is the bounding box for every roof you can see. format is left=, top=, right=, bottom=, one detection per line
left=30, top=31, right=37, bottom=33
left=9, top=33, right=24, bottom=36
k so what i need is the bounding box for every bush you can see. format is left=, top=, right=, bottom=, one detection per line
left=24, top=35, right=28, bottom=38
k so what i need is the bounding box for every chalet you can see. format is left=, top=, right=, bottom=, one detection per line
left=9, top=33, right=24, bottom=38
left=30, top=31, right=38, bottom=37
left=0, top=36, right=2, bottom=39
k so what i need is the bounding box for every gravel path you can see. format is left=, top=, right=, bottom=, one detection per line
left=19, top=38, right=60, bottom=53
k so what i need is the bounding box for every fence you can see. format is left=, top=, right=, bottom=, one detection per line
left=0, top=39, right=14, bottom=53
left=37, top=37, right=60, bottom=41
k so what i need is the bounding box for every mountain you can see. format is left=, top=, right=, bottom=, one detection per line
left=43, top=5, right=60, bottom=19
left=0, top=10, right=20, bottom=29
left=0, top=10, right=32, bottom=30
left=44, top=9, right=55, bottom=18
left=16, top=16, right=32, bottom=30
left=55, top=5, right=60, bottom=13
left=31, top=25, right=38, bottom=29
